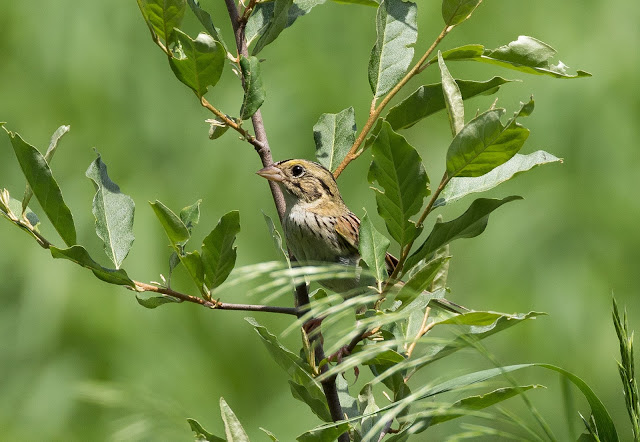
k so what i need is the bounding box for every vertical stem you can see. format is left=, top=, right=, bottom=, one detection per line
left=223, top=3, right=347, bottom=440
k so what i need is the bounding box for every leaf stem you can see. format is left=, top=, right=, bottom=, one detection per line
left=333, top=25, right=452, bottom=179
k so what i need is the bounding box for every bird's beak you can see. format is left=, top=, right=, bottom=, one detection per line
left=256, top=165, right=285, bottom=182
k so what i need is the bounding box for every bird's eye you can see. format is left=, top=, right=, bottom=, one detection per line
left=291, top=165, right=305, bottom=177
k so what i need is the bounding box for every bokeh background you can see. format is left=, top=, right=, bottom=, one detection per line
left=1, top=0, right=638, bottom=440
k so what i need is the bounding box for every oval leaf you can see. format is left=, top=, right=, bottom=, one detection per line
left=6, top=129, right=76, bottom=246
left=50, top=245, right=134, bottom=287
left=202, top=210, right=240, bottom=289
left=368, top=121, right=429, bottom=248
left=441, top=0, right=482, bottom=26
left=251, top=0, right=293, bottom=55
left=314, top=107, right=356, bottom=172
left=150, top=200, right=190, bottom=245
left=358, top=211, right=390, bottom=288
left=405, top=196, right=521, bottom=271
left=368, top=0, right=418, bottom=98
left=86, top=153, right=135, bottom=269
left=169, top=30, right=225, bottom=97
left=438, top=37, right=592, bottom=79
left=239, top=55, right=266, bottom=120
left=137, top=0, right=186, bottom=45
left=445, top=99, right=533, bottom=178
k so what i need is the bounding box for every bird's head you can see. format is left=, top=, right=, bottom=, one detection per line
left=256, top=159, right=341, bottom=204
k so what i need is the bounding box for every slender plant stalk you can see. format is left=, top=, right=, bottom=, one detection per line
left=333, top=25, right=452, bottom=179
left=222, top=2, right=347, bottom=440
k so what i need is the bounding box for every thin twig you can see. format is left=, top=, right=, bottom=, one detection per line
left=333, top=25, right=452, bottom=179
left=134, top=281, right=298, bottom=314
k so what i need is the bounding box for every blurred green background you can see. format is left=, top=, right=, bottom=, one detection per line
left=1, top=0, right=638, bottom=440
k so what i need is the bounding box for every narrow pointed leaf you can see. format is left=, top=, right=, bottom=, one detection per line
left=150, top=200, right=190, bottom=246
left=136, top=293, right=180, bottom=309
left=438, top=150, right=562, bottom=206
left=446, top=99, right=533, bottom=178
left=439, top=37, right=592, bottom=79
left=358, top=384, right=380, bottom=437
left=296, top=422, right=351, bottom=442
left=368, top=0, right=418, bottom=97
left=438, top=52, right=464, bottom=136
left=368, top=121, right=429, bottom=248
left=179, top=199, right=201, bottom=232
left=386, top=77, right=514, bottom=130
left=314, top=107, right=356, bottom=172
left=442, top=0, right=482, bottom=26
left=337, top=375, right=359, bottom=419
left=187, top=0, right=228, bottom=51
left=429, top=243, right=450, bottom=292
left=6, top=129, right=76, bottom=246
left=86, top=154, right=135, bottom=269
left=183, top=251, right=205, bottom=294
left=246, top=318, right=329, bottom=420
left=405, top=196, right=521, bottom=271
left=22, top=124, right=70, bottom=213
left=396, top=255, right=448, bottom=304
left=50, top=245, right=134, bottom=286
left=289, top=381, right=333, bottom=422
left=263, top=211, right=291, bottom=265
left=251, top=0, right=293, bottom=55
left=137, top=0, right=186, bottom=45
left=427, top=385, right=541, bottom=426
left=260, top=427, right=279, bottom=442
left=202, top=210, right=240, bottom=289
left=414, top=311, right=545, bottom=368
left=187, top=418, right=226, bottom=442
left=358, top=211, right=390, bottom=286
left=169, top=29, right=225, bottom=97
left=239, top=55, right=266, bottom=120
left=220, top=397, right=250, bottom=442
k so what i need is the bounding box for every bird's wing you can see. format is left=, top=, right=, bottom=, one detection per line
left=334, top=212, right=360, bottom=255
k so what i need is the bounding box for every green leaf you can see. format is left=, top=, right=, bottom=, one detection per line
left=396, top=255, right=448, bottom=304
left=262, top=211, right=291, bottom=265
left=358, top=211, right=390, bottom=288
left=207, top=118, right=231, bottom=140
left=441, top=0, right=482, bottom=26
left=313, top=107, right=356, bottom=172
left=368, top=0, right=418, bottom=98
left=5, top=129, right=76, bottom=246
left=386, top=76, right=514, bottom=130
left=137, top=0, right=186, bottom=45
left=239, top=55, right=266, bottom=120
left=220, top=397, right=250, bottom=442
left=358, top=384, right=380, bottom=437
left=438, top=52, right=464, bottom=136
left=405, top=196, right=521, bottom=271
left=135, top=292, right=180, bottom=309
left=21, top=124, right=70, bottom=214
left=246, top=0, right=326, bottom=49
left=187, top=418, right=225, bottom=442
left=260, top=427, right=279, bottom=441
left=427, top=385, right=541, bottom=426
left=368, top=121, right=429, bottom=248
left=150, top=200, right=190, bottom=246
left=438, top=150, right=562, bottom=206
left=179, top=199, right=201, bottom=232
left=86, top=153, right=135, bottom=269
left=50, top=245, right=134, bottom=286
left=429, top=242, right=449, bottom=292
left=445, top=99, right=533, bottom=178
left=296, top=422, right=351, bottom=442
left=187, top=0, right=229, bottom=51
left=415, top=311, right=545, bottom=368
left=169, top=29, right=225, bottom=97
left=246, top=318, right=330, bottom=420
left=331, top=0, right=377, bottom=5
left=251, top=0, right=293, bottom=55
left=202, top=210, right=240, bottom=289
left=3, top=193, right=40, bottom=229
left=439, top=37, right=592, bottom=79
left=183, top=251, right=206, bottom=294
left=289, top=381, right=333, bottom=422
left=336, top=375, right=359, bottom=419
